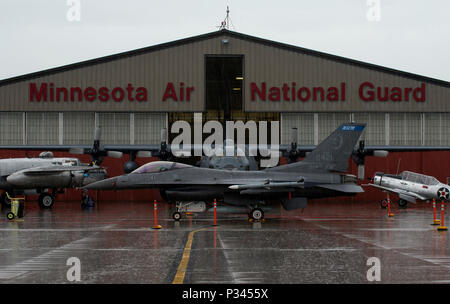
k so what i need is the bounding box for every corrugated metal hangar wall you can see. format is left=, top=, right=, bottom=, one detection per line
left=0, top=30, right=450, bottom=147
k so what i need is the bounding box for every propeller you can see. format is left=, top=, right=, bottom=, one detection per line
left=285, top=128, right=306, bottom=163
left=69, top=127, right=123, bottom=166
left=157, top=128, right=171, bottom=161
left=351, top=140, right=389, bottom=180
left=121, top=128, right=170, bottom=173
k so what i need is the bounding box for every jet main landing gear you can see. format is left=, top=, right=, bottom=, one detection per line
left=398, top=199, right=408, bottom=208
left=248, top=208, right=265, bottom=222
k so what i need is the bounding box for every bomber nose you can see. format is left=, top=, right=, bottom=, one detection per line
left=6, top=172, right=23, bottom=186
left=83, top=176, right=118, bottom=190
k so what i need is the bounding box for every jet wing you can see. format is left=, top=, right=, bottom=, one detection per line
left=316, top=183, right=364, bottom=193
left=228, top=180, right=305, bottom=191
left=228, top=181, right=363, bottom=194
left=363, top=183, right=427, bottom=201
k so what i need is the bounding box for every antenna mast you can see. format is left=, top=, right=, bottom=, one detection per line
left=219, top=6, right=231, bottom=30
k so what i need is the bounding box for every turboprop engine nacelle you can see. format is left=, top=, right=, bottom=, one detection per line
left=6, top=168, right=107, bottom=189
left=7, top=171, right=72, bottom=188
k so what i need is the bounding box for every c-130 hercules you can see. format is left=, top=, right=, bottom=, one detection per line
left=84, top=123, right=367, bottom=221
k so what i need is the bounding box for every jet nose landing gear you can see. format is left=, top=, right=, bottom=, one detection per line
left=172, top=212, right=182, bottom=221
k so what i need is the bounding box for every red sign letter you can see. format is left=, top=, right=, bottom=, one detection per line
left=29, top=83, right=47, bottom=102
left=251, top=82, right=266, bottom=101
left=163, top=82, right=178, bottom=101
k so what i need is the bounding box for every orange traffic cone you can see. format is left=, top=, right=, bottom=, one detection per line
left=431, top=198, right=441, bottom=225
left=437, top=201, right=447, bottom=231
left=153, top=200, right=162, bottom=229
left=387, top=193, right=394, bottom=217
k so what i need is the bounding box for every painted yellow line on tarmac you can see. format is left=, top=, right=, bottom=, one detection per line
left=172, top=227, right=207, bottom=284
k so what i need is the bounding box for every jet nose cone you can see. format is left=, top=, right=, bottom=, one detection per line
left=83, top=176, right=118, bottom=190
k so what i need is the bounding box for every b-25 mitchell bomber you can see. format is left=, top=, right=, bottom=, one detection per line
left=364, top=171, right=450, bottom=208
left=84, top=123, right=366, bottom=221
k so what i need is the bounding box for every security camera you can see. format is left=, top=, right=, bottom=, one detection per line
left=222, top=39, right=229, bottom=45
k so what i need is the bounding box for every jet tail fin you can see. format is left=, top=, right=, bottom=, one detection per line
left=269, top=123, right=365, bottom=173
left=301, top=123, right=365, bottom=172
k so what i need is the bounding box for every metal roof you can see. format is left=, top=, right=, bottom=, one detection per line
left=1, top=29, right=449, bottom=88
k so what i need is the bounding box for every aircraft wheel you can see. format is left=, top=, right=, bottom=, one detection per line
left=6, top=212, right=14, bottom=220
left=398, top=199, right=408, bottom=209
left=379, top=199, right=388, bottom=209
left=172, top=212, right=182, bottom=221
left=250, top=208, right=264, bottom=221
left=38, top=193, right=54, bottom=209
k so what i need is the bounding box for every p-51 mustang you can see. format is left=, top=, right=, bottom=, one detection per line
left=364, top=171, right=450, bottom=208
left=84, top=123, right=367, bottom=221
left=0, top=152, right=106, bottom=208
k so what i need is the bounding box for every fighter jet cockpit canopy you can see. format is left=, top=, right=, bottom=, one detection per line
left=400, top=171, right=440, bottom=185
left=131, top=161, right=192, bottom=174
left=39, top=151, right=54, bottom=158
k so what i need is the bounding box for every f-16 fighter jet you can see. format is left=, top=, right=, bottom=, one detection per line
left=365, top=171, right=450, bottom=208
left=84, top=123, right=366, bottom=221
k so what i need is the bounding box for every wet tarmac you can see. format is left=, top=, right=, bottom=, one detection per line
left=0, top=200, right=449, bottom=284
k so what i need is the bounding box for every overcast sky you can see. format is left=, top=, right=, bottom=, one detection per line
left=1, top=0, right=449, bottom=82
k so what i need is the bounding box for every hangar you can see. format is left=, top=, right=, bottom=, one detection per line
left=1, top=29, right=450, bottom=202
